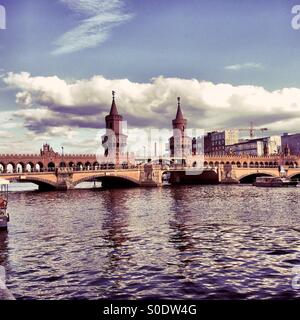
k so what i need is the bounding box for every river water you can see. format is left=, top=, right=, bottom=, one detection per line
left=1, top=183, right=300, bottom=299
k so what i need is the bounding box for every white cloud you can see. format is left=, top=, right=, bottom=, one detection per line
left=225, top=62, right=264, bottom=71
left=3, top=72, right=300, bottom=137
left=0, top=130, right=14, bottom=139
left=52, top=0, right=133, bottom=55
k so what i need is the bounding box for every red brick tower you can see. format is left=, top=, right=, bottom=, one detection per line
left=169, top=97, right=192, bottom=162
left=102, top=91, right=127, bottom=164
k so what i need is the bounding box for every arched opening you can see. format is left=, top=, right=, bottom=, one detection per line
left=243, top=162, right=248, bottom=168
left=121, top=162, right=128, bottom=169
left=48, top=162, right=55, bottom=171
left=59, top=162, right=66, bottom=168
left=77, top=162, right=83, bottom=171
left=68, top=162, right=75, bottom=168
left=36, top=162, right=44, bottom=172
left=231, top=161, right=236, bottom=166
left=85, top=162, right=91, bottom=170
left=269, top=162, right=273, bottom=168
left=204, top=161, right=208, bottom=167
left=0, top=163, right=5, bottom=173
left=7, top=163, right=15, bottom=173
left=249, top=162, right=254, bottom=168
left=259, top=162, right=264, bottom=168
left=240, top=173, right=274, bottom=184
left=214, top=161, right=219, bottom=167
left=236, top=162, right=241, bottom=168
left=264, top=162, right=269, bottom=168
left=26, top=162, right=34, bottom=172
left=16, top=162, right=25, bottom=173
left=255, top=162, right=259, bottom=168
left=192, top=161, right=197, bottom=167
left=93, top=162, right=99, bottom=170
left=220, top=162, right=225, bottom=166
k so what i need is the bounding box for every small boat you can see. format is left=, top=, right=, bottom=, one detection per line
left=254, top=176, right=298, bottom=187
left=0, top=179, right=10, bottom=231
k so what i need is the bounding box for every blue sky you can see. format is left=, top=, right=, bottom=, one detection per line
left=1, top=0, right=300, bottom=153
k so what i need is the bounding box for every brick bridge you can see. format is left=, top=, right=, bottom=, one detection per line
left=1, top=152, right=300, bottom=190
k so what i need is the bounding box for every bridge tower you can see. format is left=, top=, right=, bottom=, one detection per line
left=102, top=91, right=127, bottom=165
left=169, top=97, right=192, bottom=163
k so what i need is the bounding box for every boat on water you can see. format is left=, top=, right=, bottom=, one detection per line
left=0, top=179, right=10, bottom=231
left=253, top=176, right=298, bottom=187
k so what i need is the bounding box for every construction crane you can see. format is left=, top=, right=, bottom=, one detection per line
left=207, top=123, right=268, bottom=139
left=238, top=122, right=268, bottom=139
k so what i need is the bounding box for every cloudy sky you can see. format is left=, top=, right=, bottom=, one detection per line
left=1, top=0, right=300, bottom=154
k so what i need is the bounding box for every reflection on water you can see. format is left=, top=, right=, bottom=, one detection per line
left=1, top=185, right=300, bottom=299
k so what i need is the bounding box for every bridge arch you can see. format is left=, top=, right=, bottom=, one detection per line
left=5, top=176, right=57, bottom=191
left=239, top=172, right=276, bottom=184
left=288, top=172, right=300, bottom=180
left=73, top=174, right=140, bottom=188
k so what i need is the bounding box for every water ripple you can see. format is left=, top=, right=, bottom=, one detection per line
left=1, top=185, right=300, bottom=299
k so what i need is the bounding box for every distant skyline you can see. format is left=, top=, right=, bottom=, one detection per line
left=1, top=0, right=300, bottom=153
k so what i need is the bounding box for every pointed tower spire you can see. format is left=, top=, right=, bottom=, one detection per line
left=109, top=90, right=119, bottom=115
left=172, top=96, right=187, bottom=132
left=169, top=96, right=191, bottom=160
left=175, top=96, right=184, bottom=120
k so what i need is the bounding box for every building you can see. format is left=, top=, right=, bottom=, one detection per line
left=40, top=143, right=58, bottom=157
left=225, top=136, right=281, bottom=156
left=101, top=91, right=128, bottom=164
left=281, top=133, right=300, bottom=156
left=192, top=136, right=205, bottom=155
left=169, top=97, right=192, bottom=163
left=203, top=130, right=239, bottom=155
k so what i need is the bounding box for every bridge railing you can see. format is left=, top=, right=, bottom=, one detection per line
left=1, top=162, right=299, bottom=175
